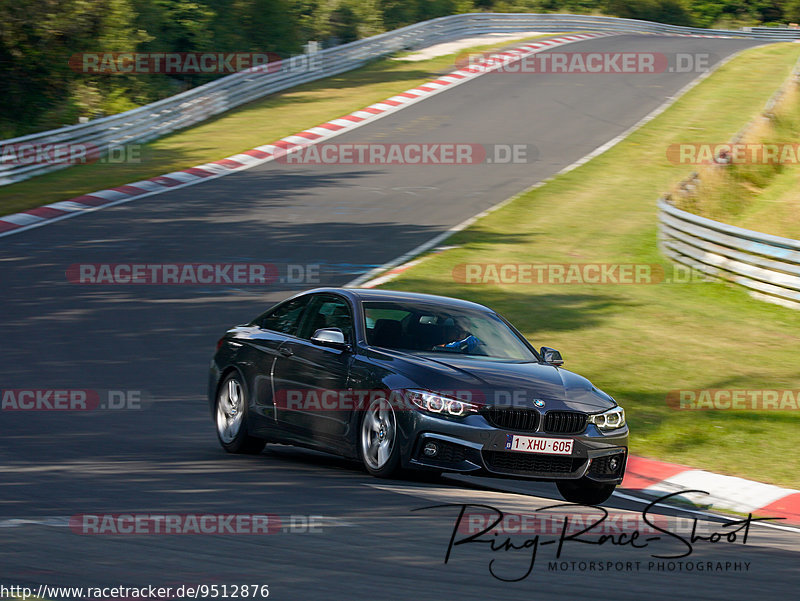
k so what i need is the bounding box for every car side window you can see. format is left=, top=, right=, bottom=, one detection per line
left=364, top=307, right=410, bottom=349
left=299, top=295, right=353, bottom=343
left=257, top=296, right=311, bottom=336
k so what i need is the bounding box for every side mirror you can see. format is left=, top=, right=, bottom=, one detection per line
left=540, top=346, right=564, bottom=367
left=311, top=328, right=349, bottom=351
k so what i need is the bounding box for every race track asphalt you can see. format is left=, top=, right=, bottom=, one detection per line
left=1, top=34, right=797, bottom=601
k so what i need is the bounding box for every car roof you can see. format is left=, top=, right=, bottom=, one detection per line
left=298, top=287, right=494, bottom=312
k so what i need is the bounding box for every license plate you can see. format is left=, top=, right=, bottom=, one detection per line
left=505, top=434, right=573, bottom=455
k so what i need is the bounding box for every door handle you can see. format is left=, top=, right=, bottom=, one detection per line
left=278, top=346, right=294, bottom=357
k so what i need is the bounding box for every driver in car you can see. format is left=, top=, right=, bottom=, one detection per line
left=435, top=323, right=483, bottom=353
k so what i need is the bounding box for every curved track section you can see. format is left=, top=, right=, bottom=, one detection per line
left=2, top=35, right=797, bottom=600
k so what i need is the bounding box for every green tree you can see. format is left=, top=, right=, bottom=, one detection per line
left=786, top=0, right=800, bottom=21
left=0, top=0, right=146, bottom=136
left=329, top=1, right=359, bottom=43
left=605, top=0, right=695, bottom=26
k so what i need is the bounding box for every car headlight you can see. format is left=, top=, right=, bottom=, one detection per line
left=407, top=390, right=480, bottom=418
left=588, top=406, right=626, bottom=431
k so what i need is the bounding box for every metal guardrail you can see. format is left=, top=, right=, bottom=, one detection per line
left=658, top=199, right=800, bottom=309
left=3, top=12, right=800, bottom=186
left=743, top=26, right=800, bottom=38
left=658, top=57, right=800, bottom=310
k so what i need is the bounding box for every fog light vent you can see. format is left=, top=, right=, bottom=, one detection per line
left=588, top=452, right=626, bottom=477
left=423, top=442, right=439, bottom=457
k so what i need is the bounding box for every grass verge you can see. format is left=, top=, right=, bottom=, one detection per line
left=672, top=66, right=800, bottom=239
left=0, top=33, right=558, bottom=216
left=376, top=42, right=800, bottom=489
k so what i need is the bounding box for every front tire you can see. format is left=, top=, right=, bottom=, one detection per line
left=215, top=373, right=266, bottom=455
left=359, top=396, right=401, bottom=477
left=557, top=477, right=616, bottom=505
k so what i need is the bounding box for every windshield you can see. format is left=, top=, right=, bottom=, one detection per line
left=362, top=300, right=537, bottom=361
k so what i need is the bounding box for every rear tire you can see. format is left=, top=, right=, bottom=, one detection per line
left=215, top=373, right=266, bottom=455
left=557, top=477, right=616, bottom=505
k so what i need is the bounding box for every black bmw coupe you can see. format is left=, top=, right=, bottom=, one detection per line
left=208, top=288, right=628, bottom=504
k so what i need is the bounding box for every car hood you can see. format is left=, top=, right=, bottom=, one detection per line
left=374, top=350, right=616, bottom=412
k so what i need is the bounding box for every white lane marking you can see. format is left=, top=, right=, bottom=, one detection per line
left=346, top=42, right=770, bottom=288
left=282, top=135, right=316, bottom=145
left=86, top=189, right=128, bottom=200
left=1, top=213, right=43, bottom=225
left=126, top=179, right=168, bottom=192
left=46, top=201, right=93, bottom=212
left=328, top=118, right=361, bottom=127
left=158, top=171, right=199, bottom=183
left=226, top=153, right=262, bottom=164
left=305, top=126, right=336, bottom=136
left=361, top=258, right=427, bottom=288
left=193, top=163, right=231, bottom=175
left=254, top=144, right=278, bottom=153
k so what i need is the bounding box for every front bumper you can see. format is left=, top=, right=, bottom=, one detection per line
left=398, top=410, right=628, bottom=483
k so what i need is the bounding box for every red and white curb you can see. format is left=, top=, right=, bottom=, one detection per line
left=622, top=455, right=800, bottom=523
left=0, top=33, right=611, bottom=239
